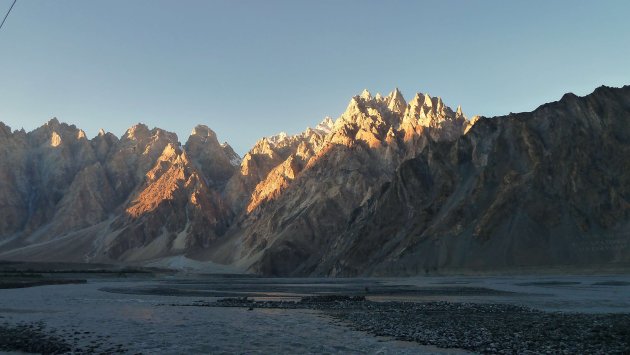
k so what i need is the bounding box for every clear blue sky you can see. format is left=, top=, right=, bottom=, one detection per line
left=1, top=0, right=629, bottom=154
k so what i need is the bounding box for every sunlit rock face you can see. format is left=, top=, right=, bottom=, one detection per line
left=313, top=85, right=630, bottom=276
left=0, top=88, right=470, bottom=269
left=221, top=88, right=470, bottom=276
left=7, top=86, right=629, bottom=277
left=224, top=117, right=331, bottom=214
left=0, top=120, right=237, bottom=263
left=106, top=143, right=233, bottom=261
left=185, top=125, right=238, bottom=188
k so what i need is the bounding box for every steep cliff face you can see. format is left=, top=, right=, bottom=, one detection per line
left=314, top=85, right=630, bottom=276
left=0, top=119, right=108, bottom=244
left=0, top=122, right=29, bottom=238
left=0, top=87, right=467, bottom=268
left=185, top=125, right=239, bottom=188
left=2, top=85, right=628, bottom=277
left=220, top=89, right=469, bottom=275
left=224, top=119, right=332, bottom=214
left=0, top=120, right=238, bottom=263
left=105, top=143, right=232, bottom=261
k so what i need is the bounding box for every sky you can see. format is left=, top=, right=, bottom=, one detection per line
left=0, top=0, right=629, bottom=155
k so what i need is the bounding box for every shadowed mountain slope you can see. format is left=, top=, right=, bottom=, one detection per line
left=1, top=85, right=629, bottom=276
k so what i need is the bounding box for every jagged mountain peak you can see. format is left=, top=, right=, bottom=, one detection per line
left=186, top=125, right=224, bottom=156
left=124, top=123, right=151, bottom=140
left=315, top=117, right=334, bottom=134
left=328, top=88, right=468, bottom=151
left=346, top=95, right=363, bottom=110
left=386, top=87, right=407, bottom=114
left=35, top=117, right=79, bottom=134
left=388, top=87, right=402, bottom=97
left=122, top=124, right=179, bottom=149
left=46, top=117, right=60, bottom=127
left=25, top=118, right=89, bottom=150
left=252, top=121, right=331, bottom=154
left=184, top=125, right=238, bottom=187
left=267, top=131, right=289, bottom=146
left=407, top=92, right=425, bottom=107
left=404, top=92, right=460, bottom=120
left=7, top=85, right=629, bottom=278
left=190, top=125, right=218, bottom=140
left=340, top=92, right=383, bottom=121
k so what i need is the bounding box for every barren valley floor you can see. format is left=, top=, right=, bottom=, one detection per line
left=1, top=272, right=629, bottom=354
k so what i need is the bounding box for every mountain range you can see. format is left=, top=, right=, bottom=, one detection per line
left=1, top=85, right=629, bottom=276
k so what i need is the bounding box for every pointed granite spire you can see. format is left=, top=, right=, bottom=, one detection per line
left=402, top=93, right=424, bottom=122
left=409, top=93, right=423, bottom=107
left=359, top=89, right=372, bottom=100
left=456, top=105, right=464, bottom=117
left=423, top=93, right=433, bottom=108
left=435, top=97, right=444, bottom=112
left=124, top=123, right=150, bottom=141
left=387, top=88, right=407, bottom=114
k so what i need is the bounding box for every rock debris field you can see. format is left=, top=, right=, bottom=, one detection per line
left=181, top=295, right=630, bottom=355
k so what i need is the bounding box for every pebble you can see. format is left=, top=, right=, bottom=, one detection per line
left=183, top=296, right=630, bottom=354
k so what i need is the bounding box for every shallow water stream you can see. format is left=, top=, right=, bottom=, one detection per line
left=1, top=273, right=629, bottom=354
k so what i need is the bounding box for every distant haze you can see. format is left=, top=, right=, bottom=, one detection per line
left=0, top=0, right=629, bottom=155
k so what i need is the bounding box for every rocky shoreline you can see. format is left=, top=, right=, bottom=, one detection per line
left=2, top=294, right=628, bottom=354
left=181, top=296, right=630, bottom=354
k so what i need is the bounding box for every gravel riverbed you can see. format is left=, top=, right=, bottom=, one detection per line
left=0, top=321, right=71, bottom=354
left=184, top=296, right=630, bottom=354
left=2, top=275, right=629, bottom=354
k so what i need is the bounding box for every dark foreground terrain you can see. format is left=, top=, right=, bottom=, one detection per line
left=0, top=322, right=71, bottom=354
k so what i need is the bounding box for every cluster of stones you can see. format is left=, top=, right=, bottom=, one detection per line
left=183, top=298, right=630, bottom=354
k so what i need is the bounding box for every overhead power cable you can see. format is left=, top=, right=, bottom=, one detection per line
left=0, top=0, right=17, bottom=32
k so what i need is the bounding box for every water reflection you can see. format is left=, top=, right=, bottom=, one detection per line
left=100, top=273, right=630, bottom=313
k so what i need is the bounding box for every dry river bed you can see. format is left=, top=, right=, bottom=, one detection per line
left=193, top=296, right=630, bottom=354
left=0, top=273, right=629, bottom=354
